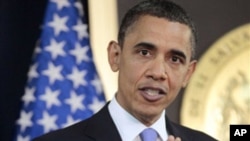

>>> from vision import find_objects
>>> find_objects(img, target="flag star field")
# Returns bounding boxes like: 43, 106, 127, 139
15, 0, 106, 140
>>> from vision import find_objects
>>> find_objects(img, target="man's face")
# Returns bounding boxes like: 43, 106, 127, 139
108, 15, 196, 125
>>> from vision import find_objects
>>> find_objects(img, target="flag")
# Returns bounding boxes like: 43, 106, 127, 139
15, 0, 106, 140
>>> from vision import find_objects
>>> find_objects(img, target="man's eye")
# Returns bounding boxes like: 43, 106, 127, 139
171, 56, 181, 63
139, 50, 150, 56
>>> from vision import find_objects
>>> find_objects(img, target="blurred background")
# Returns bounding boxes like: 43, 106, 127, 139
0, 0, 249, 140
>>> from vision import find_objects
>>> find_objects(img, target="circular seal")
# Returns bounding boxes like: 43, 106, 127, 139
181, 24, 250, 141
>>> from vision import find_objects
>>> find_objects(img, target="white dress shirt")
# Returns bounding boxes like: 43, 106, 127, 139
108, 97, 168, 141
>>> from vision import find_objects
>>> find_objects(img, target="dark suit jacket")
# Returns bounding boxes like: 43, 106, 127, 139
33, 103, 217, 141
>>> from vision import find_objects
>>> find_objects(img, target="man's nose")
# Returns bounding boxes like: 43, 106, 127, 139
145, 58, 168, 81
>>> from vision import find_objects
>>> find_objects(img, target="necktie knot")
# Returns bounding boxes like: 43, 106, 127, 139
140, 128, 158, 141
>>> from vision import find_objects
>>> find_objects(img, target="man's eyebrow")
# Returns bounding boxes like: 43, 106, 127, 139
134, 43, 187, 60
134, 42, 156, 50
170, 49, 187, 60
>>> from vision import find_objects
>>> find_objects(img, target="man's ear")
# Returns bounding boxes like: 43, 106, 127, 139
182, 60, 197, 87
107, 41, 121, 72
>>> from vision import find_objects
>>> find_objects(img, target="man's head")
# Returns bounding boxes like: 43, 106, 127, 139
118, 0, 197, 59
108, 0, 197, 126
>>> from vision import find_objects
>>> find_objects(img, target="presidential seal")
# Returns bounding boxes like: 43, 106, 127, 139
181, 24, 250, 141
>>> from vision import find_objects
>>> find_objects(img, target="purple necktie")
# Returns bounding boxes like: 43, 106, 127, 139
140, 128, 158, 141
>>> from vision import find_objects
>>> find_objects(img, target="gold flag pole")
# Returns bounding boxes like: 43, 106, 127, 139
88, 0, 118, 101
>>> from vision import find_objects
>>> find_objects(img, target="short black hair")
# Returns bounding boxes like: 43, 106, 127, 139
118, 0, 197, 59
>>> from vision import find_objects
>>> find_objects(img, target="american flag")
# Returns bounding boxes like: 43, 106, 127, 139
14, 0, 106, 140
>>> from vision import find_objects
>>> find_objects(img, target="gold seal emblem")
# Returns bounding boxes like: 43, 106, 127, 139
181, 24, 250, 141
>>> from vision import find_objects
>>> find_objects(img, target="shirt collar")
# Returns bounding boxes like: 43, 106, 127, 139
108, 97, 168, 141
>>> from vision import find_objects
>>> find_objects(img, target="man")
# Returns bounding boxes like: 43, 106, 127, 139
33, 0, 217, 141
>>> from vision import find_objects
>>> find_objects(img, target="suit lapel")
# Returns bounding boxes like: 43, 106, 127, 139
83, 103, 122, 141
165, 115, 189, 141
165, 116, 180, 136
